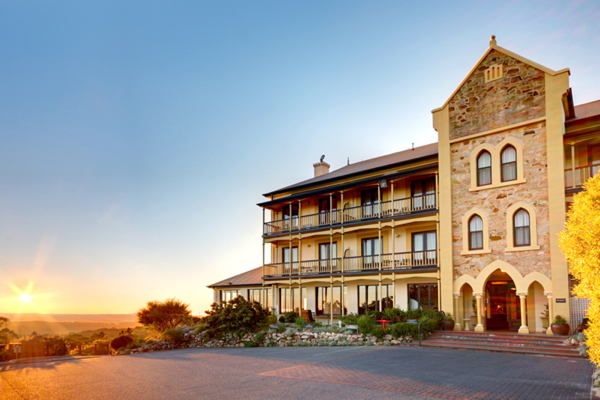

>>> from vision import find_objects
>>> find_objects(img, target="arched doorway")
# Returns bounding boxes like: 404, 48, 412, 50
484, 270, 522, 331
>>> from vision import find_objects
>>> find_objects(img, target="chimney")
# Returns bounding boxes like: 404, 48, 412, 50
313, 155, 330, 177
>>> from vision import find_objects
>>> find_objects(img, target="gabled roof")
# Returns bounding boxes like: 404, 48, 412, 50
432, 38, 569, 113
572, 100, 600, 121
263, 142, 438, 198
207, 267, 263, 288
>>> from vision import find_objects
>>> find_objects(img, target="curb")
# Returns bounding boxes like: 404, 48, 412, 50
0, 355, 102, 366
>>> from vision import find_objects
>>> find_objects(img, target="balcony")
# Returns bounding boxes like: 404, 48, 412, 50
263, 250, 438, 278
564, 165, 600, 190
263, 194, 436, 236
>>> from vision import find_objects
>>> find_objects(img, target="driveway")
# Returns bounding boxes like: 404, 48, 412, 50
0, 346, 593, 399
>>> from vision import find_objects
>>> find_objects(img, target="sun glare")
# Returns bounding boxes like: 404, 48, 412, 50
19, 292, 34, 304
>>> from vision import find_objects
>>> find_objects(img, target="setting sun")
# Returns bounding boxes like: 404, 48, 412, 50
19, 292, 34, 304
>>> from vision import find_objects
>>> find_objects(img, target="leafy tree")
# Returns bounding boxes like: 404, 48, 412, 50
559, 174, 600, 366
110, 335, 133, 351
202, 296, 271, 339
0, 317, 18, 344
137, 298, 191, 333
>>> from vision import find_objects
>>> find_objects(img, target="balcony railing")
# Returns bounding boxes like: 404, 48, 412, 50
263, 194, 436, 236
565, 165, 600, 189
263, 251, 437, 277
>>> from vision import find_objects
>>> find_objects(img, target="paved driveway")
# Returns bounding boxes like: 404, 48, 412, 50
0, 346, 593, 399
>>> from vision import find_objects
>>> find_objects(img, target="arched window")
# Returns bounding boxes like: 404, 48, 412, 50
477, 151, 492, 186
513, 209, 530, 247
501, 145, 517, 182
469, 215, 483, 250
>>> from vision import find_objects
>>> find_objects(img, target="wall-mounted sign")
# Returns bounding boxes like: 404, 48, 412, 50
556, 298, 566, 303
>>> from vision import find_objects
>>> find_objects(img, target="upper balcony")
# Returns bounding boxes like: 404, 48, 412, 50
263, 193, 436, 237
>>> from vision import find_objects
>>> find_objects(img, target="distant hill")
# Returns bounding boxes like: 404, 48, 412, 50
0, 313, 138, 336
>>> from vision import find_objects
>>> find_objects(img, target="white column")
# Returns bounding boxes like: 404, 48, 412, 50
474, 293, 484, 332
518, 293, 530, 334
453, 293, 462, 330
545, 292, 554, 335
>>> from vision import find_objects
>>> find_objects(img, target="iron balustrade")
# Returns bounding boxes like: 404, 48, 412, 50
564, 165, 600, 189
263, 251, 437, 277
264, 194, 437, 236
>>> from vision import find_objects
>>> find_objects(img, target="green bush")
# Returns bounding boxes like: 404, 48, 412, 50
111, 335, 134, 351
202, 296, 271, 339
294, 317, 305, 329
162, 329, 186, 345
243, 341, 259, 347
278, 312, 299, 323
339, 313, 359, 326
382, 308, 406, 323
357, 315, 377, 335
254, 332, 265, 343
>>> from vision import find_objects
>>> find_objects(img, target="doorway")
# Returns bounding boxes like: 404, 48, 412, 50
485, 279, 523, 331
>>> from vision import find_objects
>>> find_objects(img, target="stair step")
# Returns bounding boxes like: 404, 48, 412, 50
429, 334, 566, 346
424, 339, 580, 353
418, 342, 583, 358
426, 337, 575, 349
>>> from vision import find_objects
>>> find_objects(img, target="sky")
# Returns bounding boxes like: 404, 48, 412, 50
0, 1, 599, 316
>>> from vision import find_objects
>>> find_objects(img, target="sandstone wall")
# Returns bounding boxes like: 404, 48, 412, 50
451, 121, 551, 279
448, 49, 545, 140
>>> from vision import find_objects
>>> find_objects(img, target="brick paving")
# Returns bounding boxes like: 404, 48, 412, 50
0, 346, 593, 399
260, 347, 592, 400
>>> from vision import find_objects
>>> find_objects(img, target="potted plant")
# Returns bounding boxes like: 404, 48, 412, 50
551, 315, 570, 336
540, 304, 549, 329
444, 313, 455, 330
470, 298, 478, 327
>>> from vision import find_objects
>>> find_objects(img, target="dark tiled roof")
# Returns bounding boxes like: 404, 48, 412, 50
264, 142, 438, 196
572, 100, 600, 121
207, 266, 263, 288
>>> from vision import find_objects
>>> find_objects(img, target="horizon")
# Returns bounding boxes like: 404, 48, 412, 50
1, 1, 599, 316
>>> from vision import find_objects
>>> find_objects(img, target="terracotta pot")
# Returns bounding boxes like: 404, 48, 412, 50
551, 323, 570, 336
444, 320, 454, 330
541, 317, 549, 329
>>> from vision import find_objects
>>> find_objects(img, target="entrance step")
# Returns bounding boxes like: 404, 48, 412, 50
418, 331, 583, 358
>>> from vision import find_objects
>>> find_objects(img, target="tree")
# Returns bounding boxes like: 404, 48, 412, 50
202, 296, 271, 339
137, 298, 191, 333
0, 317, 18, 344
559, 174, 600, 366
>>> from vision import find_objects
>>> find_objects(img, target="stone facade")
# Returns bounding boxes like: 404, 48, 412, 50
450, 121, 551, 279
448, 50, 546, 140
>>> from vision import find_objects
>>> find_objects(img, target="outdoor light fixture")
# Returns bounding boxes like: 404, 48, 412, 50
379, 179, 388, 188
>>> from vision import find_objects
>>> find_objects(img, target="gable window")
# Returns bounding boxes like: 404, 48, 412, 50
501, 145, 517, 182
477, 151, 492, 186
513, 209, 531, 247
469, 215, 483, 250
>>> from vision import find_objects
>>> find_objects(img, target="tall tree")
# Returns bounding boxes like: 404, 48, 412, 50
137, 298, 191, 332
559, 174, 600, 366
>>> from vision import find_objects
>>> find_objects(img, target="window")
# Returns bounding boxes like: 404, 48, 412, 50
361, 188, 379, 218
319, 197, 338, 224
358, 285, 393, 315
316, 286, 347, 316
590, 145, 600, 178
319, 242, 337, 270
220, 290, 239, 303
412, 231, 437, 264
248, 289, 262, 303
513, 209, 531, 247
477, 151, 492, 186
411, 178, 436, 209
408, 284, 438, 310
361, 238, 381, 269
279, 287, 307, 313
469, 215, 483, 250
501, 145, 517, 182
282, 247, 298, 273
282, 204, 299, 229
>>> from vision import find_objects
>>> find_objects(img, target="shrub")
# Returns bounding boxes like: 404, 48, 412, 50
339, 313, 359, 326
553, 315, 568, 325
284, 327, 298, 337
162, 329, 186, 345
111, 335, 134, 351
357, 315, 377, 335
278, 312, 299, 323
382, 308, 405, 323
243, 341, 258, 347
202, 296, 271, 339
137, 298, 191, 333
294, 316, 306, 329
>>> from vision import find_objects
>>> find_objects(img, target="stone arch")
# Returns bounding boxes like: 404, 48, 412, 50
473, 260, 527, 293
522, 271, 552, 293
453, 274, 477, 293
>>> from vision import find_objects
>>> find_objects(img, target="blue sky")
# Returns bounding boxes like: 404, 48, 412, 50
1, 1, 599, 315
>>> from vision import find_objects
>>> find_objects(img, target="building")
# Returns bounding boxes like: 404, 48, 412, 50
208, 36, 600, 334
